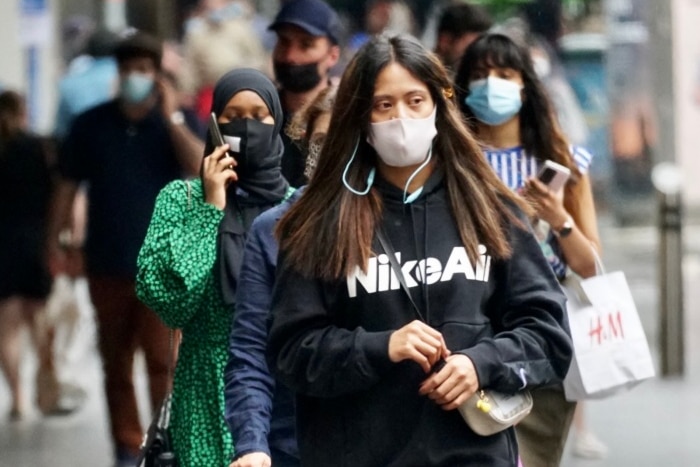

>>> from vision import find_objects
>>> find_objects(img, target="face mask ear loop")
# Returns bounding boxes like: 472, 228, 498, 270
342, 138, 376, 196
403, 144, 433, 204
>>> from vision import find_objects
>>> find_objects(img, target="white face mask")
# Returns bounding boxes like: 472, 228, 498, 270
367, 106, 437, 167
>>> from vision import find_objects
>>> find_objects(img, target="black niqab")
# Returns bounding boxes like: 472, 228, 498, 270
207, 68, 289, 306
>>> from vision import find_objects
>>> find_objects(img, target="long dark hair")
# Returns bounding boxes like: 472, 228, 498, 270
276, 34, 529, 280
454, 32, 583, 220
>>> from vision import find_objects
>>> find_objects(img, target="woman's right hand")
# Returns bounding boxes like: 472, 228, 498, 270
201, 144, 237, 210
388, 320, 450, 373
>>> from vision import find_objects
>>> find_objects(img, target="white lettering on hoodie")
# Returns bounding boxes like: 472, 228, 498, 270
346, 245, 491, 298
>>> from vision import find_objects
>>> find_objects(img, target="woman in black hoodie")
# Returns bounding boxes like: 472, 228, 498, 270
266, 34, 573, 467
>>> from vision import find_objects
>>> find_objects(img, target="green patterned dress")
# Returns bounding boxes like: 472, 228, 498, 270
136, 178, 233, 467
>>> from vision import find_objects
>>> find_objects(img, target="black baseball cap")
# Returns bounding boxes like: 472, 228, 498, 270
269, 0, 342, 45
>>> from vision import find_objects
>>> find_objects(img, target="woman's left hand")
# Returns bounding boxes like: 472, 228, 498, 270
522, 177, 569, 228
418, 354, 479, 410
229, 452, 271, 467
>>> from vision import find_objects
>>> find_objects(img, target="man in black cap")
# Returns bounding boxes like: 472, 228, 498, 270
269, 0, 342, 187
47, 30, 203, 467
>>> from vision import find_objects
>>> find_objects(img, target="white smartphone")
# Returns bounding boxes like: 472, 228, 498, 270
537, 160, 571, 192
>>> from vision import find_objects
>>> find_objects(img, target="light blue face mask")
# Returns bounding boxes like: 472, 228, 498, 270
120, 73, 155, 104
465, 76, 523, 126
342, 138, 433, 204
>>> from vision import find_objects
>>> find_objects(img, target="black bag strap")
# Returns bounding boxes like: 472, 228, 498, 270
166, 329, 180, 393
377, 227, 448, 374
376, 227, 425, 322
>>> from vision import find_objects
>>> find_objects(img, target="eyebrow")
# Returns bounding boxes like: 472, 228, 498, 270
223, 104, 269, 113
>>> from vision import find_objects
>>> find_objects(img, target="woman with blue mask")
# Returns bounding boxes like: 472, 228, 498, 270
136, 68, 294, 467
265, 34, 573, 467
456, 32, 604, 466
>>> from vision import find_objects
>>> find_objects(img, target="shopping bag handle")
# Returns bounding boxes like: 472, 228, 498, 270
590, 244, 606, 276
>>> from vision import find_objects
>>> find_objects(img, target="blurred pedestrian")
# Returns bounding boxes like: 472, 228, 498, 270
224, 85, 337, 467
266, 34, 573, 467
433, 1, 492, 76
46, 31, 203, 467
137, 68, 294, 467
179, 0, 268, 123
456, 32, 602, 467
54, 28, 120, 140
52, 27, 121, 403
268, 0, 341, 187
0, 90, 76, 419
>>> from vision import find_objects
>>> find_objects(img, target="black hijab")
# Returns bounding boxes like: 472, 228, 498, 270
207, 68, 289, 306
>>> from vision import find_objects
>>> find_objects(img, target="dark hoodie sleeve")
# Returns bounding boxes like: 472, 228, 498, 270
459, 208, 573, 393
266, 255, 395, 398
224, 213, 276, 458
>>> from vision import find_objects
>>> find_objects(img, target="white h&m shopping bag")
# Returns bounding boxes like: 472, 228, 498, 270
561, 269, 655, 401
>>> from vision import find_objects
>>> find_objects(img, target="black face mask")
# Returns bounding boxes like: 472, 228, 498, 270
273, 61, 322, 93
218, 118, 275, 177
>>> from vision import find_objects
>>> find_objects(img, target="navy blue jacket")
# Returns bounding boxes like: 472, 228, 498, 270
224, 190, 302, 461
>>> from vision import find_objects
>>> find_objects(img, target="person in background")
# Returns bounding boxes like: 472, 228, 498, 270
54, 28, 120, 140
224, 85, 337, 467
490, 19, 605, 459
455, 32, 602, 467
52, 27, 121, 405
179, 0, 268, 123
46, 31, 203, 467
266, 33, 573, 467
433, 1, 492, 77
268, 0, 341, 187
348, 0, 418, 49
137, 68, 294, 467
284, 85, 337, 180
0, 91, 78, 420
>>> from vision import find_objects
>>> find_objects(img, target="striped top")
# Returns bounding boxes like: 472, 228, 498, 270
483, 145, 594, 278
484, 145, 593, 191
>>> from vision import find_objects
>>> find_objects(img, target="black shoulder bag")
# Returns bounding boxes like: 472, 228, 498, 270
136, 329, 179, 467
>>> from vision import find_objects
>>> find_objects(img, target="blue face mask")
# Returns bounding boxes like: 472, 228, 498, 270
465, 76, 523, 126
120, 73, 155, 104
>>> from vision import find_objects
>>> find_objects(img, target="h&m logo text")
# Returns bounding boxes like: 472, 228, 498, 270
347, 245, 492, 298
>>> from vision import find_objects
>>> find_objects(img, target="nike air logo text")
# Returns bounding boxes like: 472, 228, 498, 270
347, 245, 492, 298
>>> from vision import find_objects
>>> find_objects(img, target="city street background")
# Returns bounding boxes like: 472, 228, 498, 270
1, 0, 699, 465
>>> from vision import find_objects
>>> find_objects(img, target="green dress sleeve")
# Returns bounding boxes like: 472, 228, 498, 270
136, 179, 224, 329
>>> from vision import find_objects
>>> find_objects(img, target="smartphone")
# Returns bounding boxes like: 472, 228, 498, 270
537, 160, 571, 192
208, 112, 241, 153
208, 112, 226, 148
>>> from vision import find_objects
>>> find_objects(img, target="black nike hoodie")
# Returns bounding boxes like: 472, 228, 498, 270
267, 170, 572, 467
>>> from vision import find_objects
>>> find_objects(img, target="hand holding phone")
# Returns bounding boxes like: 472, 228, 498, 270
537, 160, 571, 193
